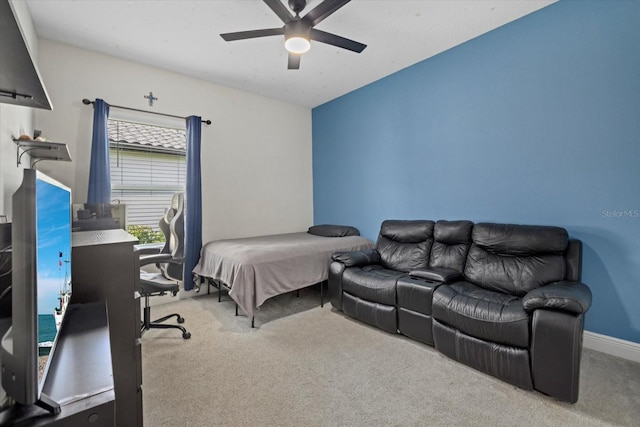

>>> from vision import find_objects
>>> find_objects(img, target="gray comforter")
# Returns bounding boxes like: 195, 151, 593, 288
192, 232, 373, 317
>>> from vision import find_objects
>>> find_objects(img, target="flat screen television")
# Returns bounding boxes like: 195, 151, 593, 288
0, 169, 72, 414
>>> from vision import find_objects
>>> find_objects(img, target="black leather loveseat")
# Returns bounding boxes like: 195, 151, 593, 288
329, 220, 592, 403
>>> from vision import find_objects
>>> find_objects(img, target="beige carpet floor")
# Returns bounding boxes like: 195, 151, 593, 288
141, 288, 640, 426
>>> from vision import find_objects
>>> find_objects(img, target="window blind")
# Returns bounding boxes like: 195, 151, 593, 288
108, 119, 186, 230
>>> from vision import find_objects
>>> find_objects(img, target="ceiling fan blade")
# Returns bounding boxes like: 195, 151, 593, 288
303, 0, 351, 27
310, 28, 366, 53
220, 28, 284, 42
288, 53, 301, 70
263, 0, 294, 23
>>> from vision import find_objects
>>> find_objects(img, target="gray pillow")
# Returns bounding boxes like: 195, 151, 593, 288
307, 224, 360, 237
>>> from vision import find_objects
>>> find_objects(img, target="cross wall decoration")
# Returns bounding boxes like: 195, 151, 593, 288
144, 91, 158, 106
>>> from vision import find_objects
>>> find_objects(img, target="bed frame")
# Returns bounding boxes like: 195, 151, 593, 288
204, 278, 327, 328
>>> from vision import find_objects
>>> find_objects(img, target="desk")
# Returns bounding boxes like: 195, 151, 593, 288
72, 218, 119, 231
71, 229, 142, 427
0, 302, 115, 426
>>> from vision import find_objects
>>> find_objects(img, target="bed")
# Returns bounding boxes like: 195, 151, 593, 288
192, 227, 373, 321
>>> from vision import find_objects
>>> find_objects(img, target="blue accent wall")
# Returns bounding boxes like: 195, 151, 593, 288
312, 1, 640, 343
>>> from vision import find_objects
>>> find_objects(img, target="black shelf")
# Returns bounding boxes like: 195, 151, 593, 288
0, 1, 52, 110
0, 302, 115, 426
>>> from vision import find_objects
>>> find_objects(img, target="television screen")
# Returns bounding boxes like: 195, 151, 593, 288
1, 169, 71, 413
35, 176, 72, 382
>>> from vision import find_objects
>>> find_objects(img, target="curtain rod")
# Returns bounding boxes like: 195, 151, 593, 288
82, 99, 212, 125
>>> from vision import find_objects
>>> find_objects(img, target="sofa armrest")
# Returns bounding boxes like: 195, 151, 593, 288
331, 248, 381, 267
409, 267, 463, 284
522, 281, 592, 314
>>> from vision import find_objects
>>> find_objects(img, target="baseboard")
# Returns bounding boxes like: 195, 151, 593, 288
583, 331, 640, 363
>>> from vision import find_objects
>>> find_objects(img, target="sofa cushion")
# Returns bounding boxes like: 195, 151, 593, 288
376, 220, 435, 272
432, 281, 530, 348
342, 265, 404, 306
464, 223, 568, 296
429, 220, 473, 272
471, 223, 569, 255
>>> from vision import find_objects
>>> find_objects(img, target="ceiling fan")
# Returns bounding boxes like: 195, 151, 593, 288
220, 0, 366, 70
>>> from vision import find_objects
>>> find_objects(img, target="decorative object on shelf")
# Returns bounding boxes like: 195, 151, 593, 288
33, 129, 46, 142
13, 138, 72, 168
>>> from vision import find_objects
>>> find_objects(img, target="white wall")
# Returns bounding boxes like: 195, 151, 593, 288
0, 0, 39, 219
0, 104, 32, 219
33, 39, 313, 243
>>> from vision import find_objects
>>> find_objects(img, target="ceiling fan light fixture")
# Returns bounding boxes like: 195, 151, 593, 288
285, 35, 311, 54
220, 0, 366, 69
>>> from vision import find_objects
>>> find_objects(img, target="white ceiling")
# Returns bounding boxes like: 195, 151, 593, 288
26, 0, 555, 109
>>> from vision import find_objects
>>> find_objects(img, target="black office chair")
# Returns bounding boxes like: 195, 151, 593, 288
139, 192, 191, 339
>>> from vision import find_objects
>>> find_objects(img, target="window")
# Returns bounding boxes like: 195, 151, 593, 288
108, 119, 186, 237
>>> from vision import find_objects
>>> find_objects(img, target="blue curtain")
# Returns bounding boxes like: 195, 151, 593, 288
87, 98, 111, 203
184, 116, 202, 291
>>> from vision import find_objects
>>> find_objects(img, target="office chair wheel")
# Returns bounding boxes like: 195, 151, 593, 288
177, 316, 185, 324
182, 331, 191, 339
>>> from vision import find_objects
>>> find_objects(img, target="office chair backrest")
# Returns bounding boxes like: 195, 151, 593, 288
159, 192, 185, 281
